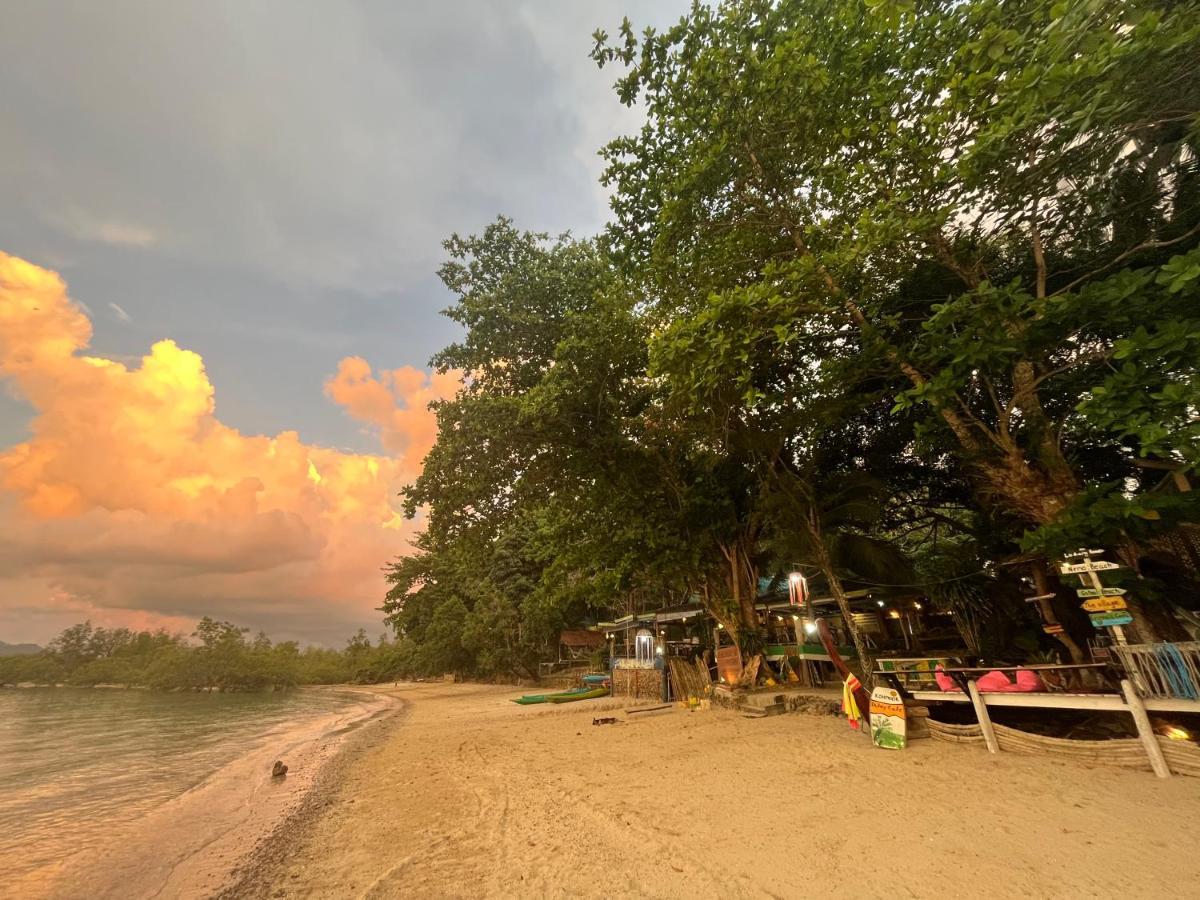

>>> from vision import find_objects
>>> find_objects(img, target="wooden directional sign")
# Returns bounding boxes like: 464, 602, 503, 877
1081, 596, 1128, 613
1064, 549, 1106, 558
1059, 560, 1121, 575
1089, 611, 1133, 628
1043, 623, 1065, 635
1076, 587, 1127, 598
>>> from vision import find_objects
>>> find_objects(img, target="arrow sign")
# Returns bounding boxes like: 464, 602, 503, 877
1082, 596, 1128, 613
1064, 549, 1106, 558
1089, 611, 1133, 628
1076, 587, 1127, 598
1060, 560, 1122, 575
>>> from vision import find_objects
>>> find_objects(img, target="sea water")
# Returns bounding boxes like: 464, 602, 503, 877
0, 686, 363, 893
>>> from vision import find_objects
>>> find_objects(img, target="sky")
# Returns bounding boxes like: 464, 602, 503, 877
0, 0, 687, 646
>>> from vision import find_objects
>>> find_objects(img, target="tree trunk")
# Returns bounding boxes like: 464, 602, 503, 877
1031, 560, 1087, 664
826, 567, 875, 688
719, 540, 763, 662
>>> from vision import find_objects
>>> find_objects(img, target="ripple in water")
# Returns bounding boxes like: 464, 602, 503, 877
0, 687, 360, 891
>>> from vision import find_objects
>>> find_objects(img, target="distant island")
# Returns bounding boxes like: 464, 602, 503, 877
0, 619, 401, 691
0, 640, 42, 657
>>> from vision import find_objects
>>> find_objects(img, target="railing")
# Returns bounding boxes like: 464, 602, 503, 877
1112, 641, 1200, 701
875, 656, 952, 689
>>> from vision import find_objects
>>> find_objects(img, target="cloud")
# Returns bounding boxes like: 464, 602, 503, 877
0, 2, 684, 295
324, 357, 459, 458
46, 206, 157, 248
0, 251, 460, 644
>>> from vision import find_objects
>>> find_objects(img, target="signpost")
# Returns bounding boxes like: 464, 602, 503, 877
1058, 551, 1131, 645
1089, 611, 1133, 628
1081, 596, 1128, 613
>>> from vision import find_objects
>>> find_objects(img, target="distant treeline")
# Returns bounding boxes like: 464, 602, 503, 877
0, 619, 410, 691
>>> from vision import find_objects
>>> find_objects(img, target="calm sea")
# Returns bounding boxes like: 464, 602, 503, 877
0, 687, 365, 893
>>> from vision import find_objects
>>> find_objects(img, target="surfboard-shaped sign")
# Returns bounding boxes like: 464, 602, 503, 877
715, 645, 743, 685
869, 686, 906, 750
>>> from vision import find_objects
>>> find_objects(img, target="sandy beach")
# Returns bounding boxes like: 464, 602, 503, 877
221, 682, 1200, 899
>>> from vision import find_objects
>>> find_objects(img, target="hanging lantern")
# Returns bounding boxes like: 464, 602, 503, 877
788, 572, 808, 608
634, 628, 655, 665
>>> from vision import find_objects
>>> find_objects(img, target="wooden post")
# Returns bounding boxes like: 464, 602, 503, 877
967, 680, 1000, 754
1121, 678, 1171, 778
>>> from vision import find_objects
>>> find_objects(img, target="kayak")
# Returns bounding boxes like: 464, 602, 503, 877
547, 687, 610, 704
511, 687, 593, 705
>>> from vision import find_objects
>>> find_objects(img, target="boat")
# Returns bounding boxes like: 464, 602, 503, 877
511, 687, 593, 705
546, 686, 610, 704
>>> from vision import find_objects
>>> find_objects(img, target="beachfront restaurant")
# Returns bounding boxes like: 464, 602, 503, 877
599, 577, 967, 701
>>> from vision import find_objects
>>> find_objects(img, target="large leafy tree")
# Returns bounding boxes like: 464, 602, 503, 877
593, 0, 1200, 648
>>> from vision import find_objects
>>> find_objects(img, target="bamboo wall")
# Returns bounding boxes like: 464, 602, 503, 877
613, 667, 663, 701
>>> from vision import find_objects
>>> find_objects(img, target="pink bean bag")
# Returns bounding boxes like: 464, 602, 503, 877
935, 666, 1046, 693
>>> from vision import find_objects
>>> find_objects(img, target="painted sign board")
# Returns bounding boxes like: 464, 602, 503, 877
715, 645, 743, 685
1059, 560, 1121, 575
1043, 623, 1065, 635
869, 686, 907, 750
1076, 587, 1127, 598
1065, 549, 1106, 558
1081, 596, 1129, 613
1089, 611, 1133, 628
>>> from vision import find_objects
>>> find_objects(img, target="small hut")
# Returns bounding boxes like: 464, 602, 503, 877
557, 629, 604, 663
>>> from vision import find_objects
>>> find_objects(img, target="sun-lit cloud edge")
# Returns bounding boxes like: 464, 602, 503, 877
0, 250, 460, 644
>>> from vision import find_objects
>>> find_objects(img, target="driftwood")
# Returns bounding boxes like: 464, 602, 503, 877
626, 703, 674, 719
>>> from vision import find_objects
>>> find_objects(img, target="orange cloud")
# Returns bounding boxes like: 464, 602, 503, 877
0, 251, 460, 644
324, 356, 459, 458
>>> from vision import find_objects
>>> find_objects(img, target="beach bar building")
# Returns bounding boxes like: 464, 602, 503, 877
598, 576, 967, 702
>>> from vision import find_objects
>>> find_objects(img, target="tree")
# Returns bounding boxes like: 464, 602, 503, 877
594, 0, 1200, 649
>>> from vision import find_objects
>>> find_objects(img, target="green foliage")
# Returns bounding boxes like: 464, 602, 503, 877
0, 620, 406, 691
393, 0, 1200, 669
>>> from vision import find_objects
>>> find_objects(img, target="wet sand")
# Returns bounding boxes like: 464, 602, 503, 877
223, 682, 1200, 899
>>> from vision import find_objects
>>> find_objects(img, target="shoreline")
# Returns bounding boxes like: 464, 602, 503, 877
46, 686, 403, 900
216, 687, 410, 898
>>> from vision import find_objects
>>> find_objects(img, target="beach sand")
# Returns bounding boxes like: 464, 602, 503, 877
221, 682, 1200, 899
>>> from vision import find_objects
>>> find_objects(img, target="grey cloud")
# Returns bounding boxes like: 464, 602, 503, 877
0, 0, 689, 644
